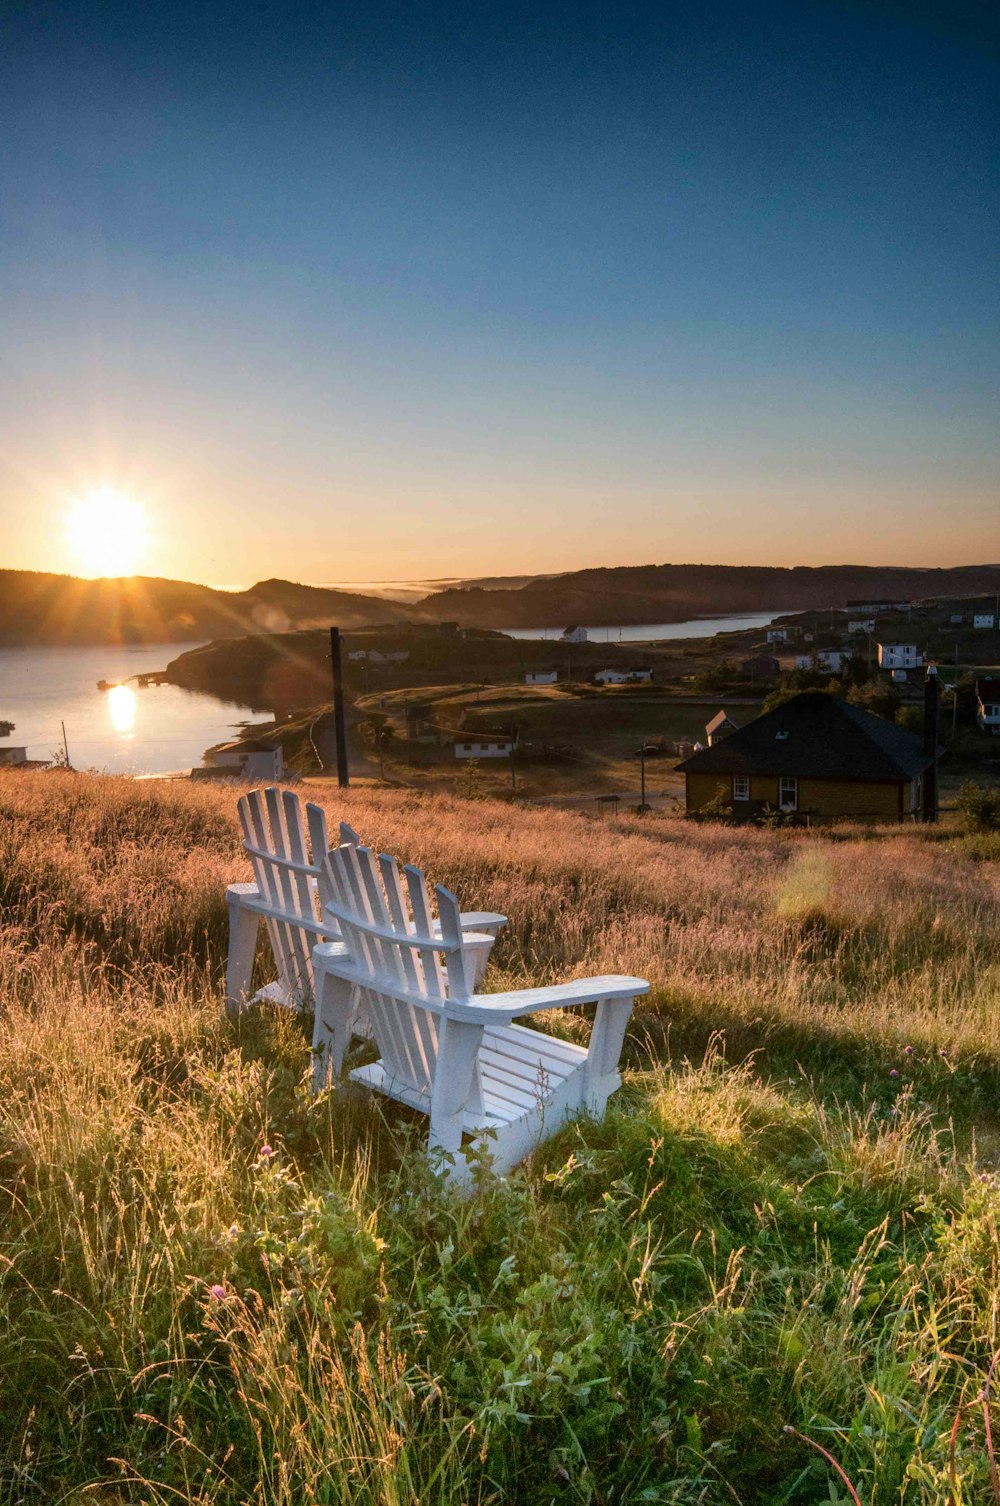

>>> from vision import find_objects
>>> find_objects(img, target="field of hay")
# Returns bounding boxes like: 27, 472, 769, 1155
1, 771, 999, 1504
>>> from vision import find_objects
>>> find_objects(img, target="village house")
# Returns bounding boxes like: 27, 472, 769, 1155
525, 670, 558, 685
973, 613, 996, 630
847, 618, 876, 635
204, 740, 286, 782
795, 649, 847, 673
741, 653, 780, 679
766, 628, 788, 644
0, 745, 29, 767
454, 736, 516, 759
976, 679, 1000, 734
594, 667, 653, 685
877, 642, 924, 671
676, 692, 933, 824
561, 625, 588, 643
368, 649, 410, 664
705, 710, 740, 746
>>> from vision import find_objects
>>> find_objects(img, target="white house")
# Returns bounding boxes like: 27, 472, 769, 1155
877, 643, 923, 671
594, 667, 653, 685
891, 669, 908, 683
561, 625, 588, 643
454, 738, 514, 759
348, 650, 368, 661
976, 680, 1000, 734
766, 629, 788, 644
212, 740, 286, 781
847, 618, 876, 635
950, 614, 964, 625
0, 746, 28, 767
973, 614, 996, 630
525, 670, 558, 685
368, 649, 410, 664
795, 650, 846, 673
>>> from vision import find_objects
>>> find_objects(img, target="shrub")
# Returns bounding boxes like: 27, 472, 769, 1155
955, 779, 1000, 833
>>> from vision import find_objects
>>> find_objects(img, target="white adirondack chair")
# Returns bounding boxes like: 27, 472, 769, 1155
225, 787, 506, 1015
311, 842, 649, 1183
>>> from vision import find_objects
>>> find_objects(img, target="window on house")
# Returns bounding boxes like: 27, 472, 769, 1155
779, 776, 798, 809
463, 743, 473, 751
732, 776, 750, 801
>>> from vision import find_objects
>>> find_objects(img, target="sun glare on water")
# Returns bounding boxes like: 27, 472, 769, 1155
107, 684, 137, 735
66, 487, 150, 576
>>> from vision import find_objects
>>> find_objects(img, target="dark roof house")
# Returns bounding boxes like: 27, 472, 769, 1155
677, 692, 933, 823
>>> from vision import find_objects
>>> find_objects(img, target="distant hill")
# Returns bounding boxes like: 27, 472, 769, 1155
420, 563, 1000, 628
0, 570, 422, 646
6, 561, 1000, 645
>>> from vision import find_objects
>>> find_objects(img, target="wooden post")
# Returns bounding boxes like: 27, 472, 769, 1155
61, 720, 71, 768
329, 627, 350, 788
922, 665, 939, 823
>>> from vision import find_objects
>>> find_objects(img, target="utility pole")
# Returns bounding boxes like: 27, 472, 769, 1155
509, 723, 517, 795
61, 720, 71, 768
329, 627, 350, 788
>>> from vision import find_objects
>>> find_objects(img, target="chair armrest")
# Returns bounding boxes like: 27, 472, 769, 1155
446, 975, 649, 1023
226, 881, 260, 901
458, 911, 507, 936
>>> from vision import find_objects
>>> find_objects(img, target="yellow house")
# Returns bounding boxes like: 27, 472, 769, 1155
677, 692, 932, 824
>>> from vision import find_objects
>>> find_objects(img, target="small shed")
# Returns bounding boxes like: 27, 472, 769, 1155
741, 654, 780, 680
705, 710, 740, 746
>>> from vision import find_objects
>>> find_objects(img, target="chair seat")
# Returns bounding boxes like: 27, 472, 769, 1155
350, 1022, 588, 1132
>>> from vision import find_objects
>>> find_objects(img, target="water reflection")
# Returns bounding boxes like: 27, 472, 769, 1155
107, 683, 137, 735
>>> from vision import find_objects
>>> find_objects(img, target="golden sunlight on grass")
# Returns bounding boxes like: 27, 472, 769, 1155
65, 485, 150, 576
2, 772, 1000, 1502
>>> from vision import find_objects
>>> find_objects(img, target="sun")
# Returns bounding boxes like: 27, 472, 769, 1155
65, 487, 150, 577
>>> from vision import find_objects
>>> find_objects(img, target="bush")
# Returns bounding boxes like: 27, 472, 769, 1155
955, 780, 1000, 833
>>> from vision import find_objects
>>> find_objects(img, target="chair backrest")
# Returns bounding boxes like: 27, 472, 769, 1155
322, 843, 472, 1101
237, 786, 360, 1004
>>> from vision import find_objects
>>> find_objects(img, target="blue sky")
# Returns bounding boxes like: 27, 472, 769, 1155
1, 0, 997, 584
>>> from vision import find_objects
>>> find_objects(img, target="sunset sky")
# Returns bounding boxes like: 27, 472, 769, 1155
2, 0, 997, 587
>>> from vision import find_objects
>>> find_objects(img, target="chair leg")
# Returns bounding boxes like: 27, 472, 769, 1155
312, 967, 358, 1090
225, 898, 261, 1017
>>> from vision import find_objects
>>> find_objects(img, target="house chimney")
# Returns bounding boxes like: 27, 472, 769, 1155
922, 663, 939, 823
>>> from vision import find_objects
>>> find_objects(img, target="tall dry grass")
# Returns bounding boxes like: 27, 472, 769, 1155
1, 772, 999, 1503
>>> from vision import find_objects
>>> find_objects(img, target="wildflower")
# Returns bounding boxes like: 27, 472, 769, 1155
903, 1045, 914, 1055
889, 1069, 899, 1079
227, 1223, 239, 1241
258, 1144, 274, 1159
209, 1284, 226, 1301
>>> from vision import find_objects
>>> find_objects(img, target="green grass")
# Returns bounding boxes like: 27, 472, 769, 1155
1, 773, 999, 1503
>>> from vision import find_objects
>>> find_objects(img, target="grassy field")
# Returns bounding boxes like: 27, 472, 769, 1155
1, 772, 1000, 1504
355, 686, 751, 802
